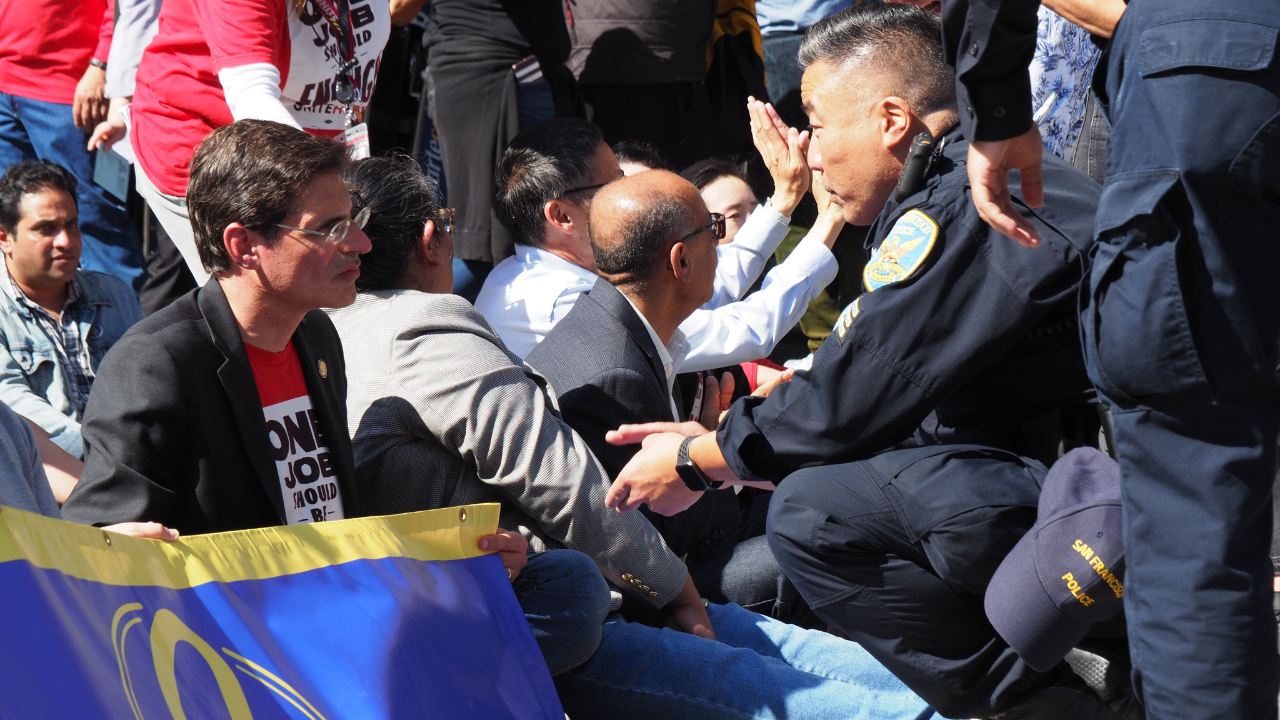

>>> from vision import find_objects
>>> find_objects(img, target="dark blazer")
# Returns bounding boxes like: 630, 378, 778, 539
526, 278, 738, 557
61, 281, 358, 535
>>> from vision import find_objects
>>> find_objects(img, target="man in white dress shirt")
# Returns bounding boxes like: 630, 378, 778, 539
475, 117, 844, 367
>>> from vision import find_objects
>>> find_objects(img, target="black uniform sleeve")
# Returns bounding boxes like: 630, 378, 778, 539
717, 199, 1080, 485
943, 0, 1041, 141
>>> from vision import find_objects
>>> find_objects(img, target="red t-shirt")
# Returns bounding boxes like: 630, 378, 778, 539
130, 0, 389, 196
0, 0, 113, 104
246, 340, 345, 525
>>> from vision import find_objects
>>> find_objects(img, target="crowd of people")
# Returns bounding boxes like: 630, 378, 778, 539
0, 0, 1275, 719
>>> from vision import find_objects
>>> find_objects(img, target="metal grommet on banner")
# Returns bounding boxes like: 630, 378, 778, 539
458, 508, 467, 523
103, 531, 112, 546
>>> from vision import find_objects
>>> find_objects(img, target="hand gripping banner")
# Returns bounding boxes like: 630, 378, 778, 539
0, 503, 564, 719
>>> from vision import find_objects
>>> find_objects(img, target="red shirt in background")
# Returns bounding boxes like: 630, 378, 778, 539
0, 0, 114, 104
245, 340, 345, 525
130, 0, 290, 197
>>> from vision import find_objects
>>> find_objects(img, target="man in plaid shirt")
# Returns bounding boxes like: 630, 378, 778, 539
0, 161, 141, 462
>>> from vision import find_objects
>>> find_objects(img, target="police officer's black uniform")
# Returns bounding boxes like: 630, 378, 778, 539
942, 1, 1280, 717
714, 126, 1101, 717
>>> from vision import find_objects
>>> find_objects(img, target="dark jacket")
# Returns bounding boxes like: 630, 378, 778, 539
61, 281, 358, 535
526, 278, 738, 557
719, 126, 1101, 484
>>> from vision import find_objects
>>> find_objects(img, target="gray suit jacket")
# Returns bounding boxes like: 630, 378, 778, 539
327, 290, 686, 608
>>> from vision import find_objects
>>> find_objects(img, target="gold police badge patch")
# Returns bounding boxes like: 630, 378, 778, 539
863, 209, 938, 292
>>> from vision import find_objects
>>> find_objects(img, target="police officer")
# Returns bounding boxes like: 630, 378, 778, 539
604, 6, 1109, 717
943, 0, 1280, 717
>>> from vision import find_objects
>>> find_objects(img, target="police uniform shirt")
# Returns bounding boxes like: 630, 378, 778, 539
717, 127, 1102, 485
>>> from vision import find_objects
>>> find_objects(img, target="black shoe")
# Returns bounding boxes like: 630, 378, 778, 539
990, 673, 1121, 720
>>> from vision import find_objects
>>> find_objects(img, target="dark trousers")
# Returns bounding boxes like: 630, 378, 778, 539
138, 210, 197, 316
767, 445, 1053, 718
1082, 2, 1280, 717
686, 490, 819, 629
761, 31, 807, 132
581, 82, 719, 169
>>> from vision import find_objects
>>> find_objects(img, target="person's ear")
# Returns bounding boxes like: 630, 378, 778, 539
0, 225, 13, 257
544, 199, 575, 236
669, 241, 693, 284
418, 220, 447, 267
877, 95, 914, 154
223, 223, 260, 271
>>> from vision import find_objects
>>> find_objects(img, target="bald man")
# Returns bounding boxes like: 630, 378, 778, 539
527, 171, 819, 627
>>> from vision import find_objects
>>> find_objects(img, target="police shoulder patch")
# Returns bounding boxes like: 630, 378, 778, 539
863, 208, 938, 292
832, 297, 861, 344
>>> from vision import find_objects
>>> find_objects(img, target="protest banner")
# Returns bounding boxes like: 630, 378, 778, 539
0, 503, 562, 719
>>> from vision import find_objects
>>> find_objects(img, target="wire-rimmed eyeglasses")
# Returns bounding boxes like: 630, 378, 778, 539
275, 205, 372, 245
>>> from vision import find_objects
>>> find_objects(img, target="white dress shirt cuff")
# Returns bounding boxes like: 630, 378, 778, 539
776, 233, 840, 290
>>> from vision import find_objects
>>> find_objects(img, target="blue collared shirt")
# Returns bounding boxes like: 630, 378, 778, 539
0, 267, 142, 458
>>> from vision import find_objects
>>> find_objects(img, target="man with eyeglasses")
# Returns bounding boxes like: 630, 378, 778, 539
525, 169, 825, 627
62, 120, 373, 535
476, 117, 844, 366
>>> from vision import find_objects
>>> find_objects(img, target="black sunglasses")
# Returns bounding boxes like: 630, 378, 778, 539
676, 213, 727, 244
559, 182, 608, 199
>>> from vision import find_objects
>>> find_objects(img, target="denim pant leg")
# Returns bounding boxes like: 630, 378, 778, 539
555, 603, 934, 720
1, 92, 143, 290
0, 92, 38, 167
512, 549, 611, 676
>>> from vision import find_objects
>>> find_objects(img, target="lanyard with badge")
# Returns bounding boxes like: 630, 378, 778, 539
316, 0, 370, 158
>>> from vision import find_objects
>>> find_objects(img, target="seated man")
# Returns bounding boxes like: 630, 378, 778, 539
59, 121, 603, 679
527, 170, 834, 627
474, 118, 840, 367
608, 6, 1111, 719
0, 161, 142, 460
329, 153, 935, 720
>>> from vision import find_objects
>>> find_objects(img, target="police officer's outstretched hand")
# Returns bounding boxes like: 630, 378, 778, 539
747, 96, 810, 217
968, 125, 1044, 247
606, 430, 704, 517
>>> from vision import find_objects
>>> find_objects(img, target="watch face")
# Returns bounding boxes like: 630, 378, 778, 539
676, 461, 709, 492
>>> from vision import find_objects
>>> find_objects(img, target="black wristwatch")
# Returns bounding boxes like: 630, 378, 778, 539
89, 58, 107, 71
676, 436, 721, 491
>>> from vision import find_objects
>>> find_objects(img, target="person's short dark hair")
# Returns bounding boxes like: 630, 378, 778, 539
0, 161, 78, 233
493, 118, 605, 249
613, 140, 672, 172
187, 120, 352, 275
591, 189, 699, 287
798, 4, 956, 117
343, 154, 443, 293
680, 158, 752, 193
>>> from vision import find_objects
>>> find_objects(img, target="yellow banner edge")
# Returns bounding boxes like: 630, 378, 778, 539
0, 503, 500, 590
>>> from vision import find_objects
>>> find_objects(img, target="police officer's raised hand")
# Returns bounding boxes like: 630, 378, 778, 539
968, 126, 1044, 247
747, 96, 810, 216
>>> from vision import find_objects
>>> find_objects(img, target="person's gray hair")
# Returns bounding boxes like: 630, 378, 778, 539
494, 119, 605, 248
591, 192, 699, 287
797, 4, 956, 117
343, 154, 442, 292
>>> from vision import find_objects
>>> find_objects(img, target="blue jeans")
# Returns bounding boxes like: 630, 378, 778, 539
0, 91, 143, 290
513, 549, 612, 675
556, 603, 936, 720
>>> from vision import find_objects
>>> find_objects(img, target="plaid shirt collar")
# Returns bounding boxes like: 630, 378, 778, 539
2, 265, 93, 418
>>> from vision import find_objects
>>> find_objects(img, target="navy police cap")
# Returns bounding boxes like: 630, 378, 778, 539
985, 447, 1125, 673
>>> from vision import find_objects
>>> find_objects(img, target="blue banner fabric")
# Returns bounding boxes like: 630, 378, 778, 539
0, 503, 563, 719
